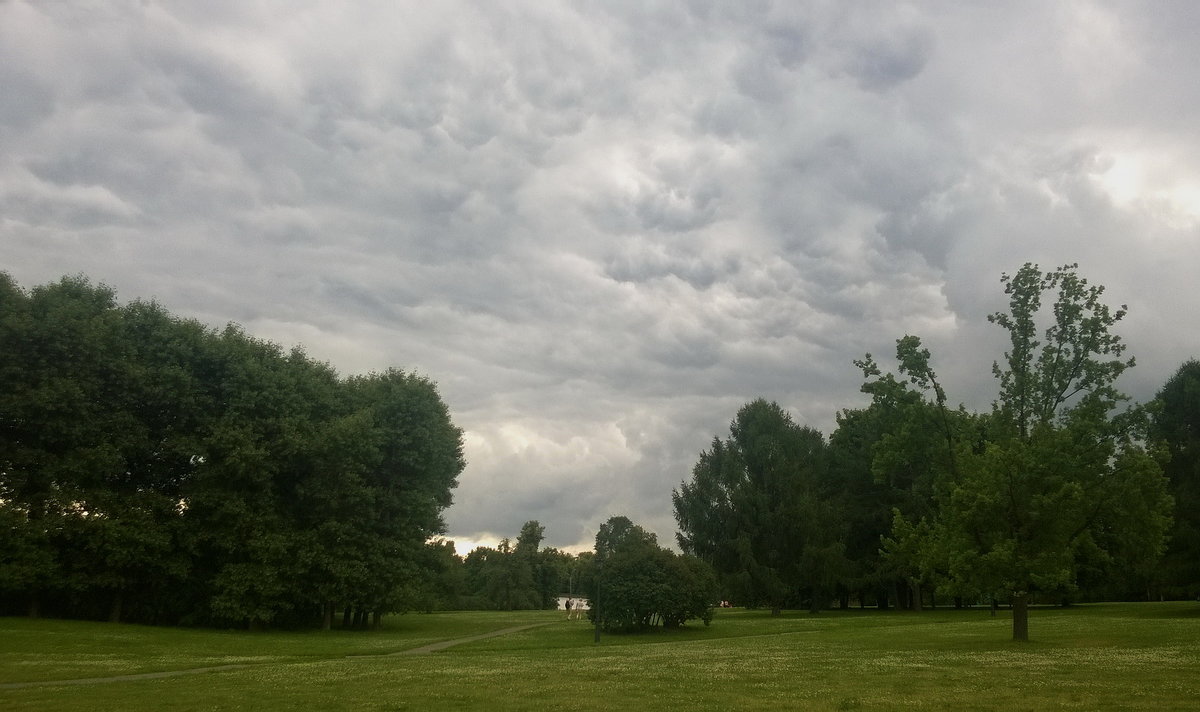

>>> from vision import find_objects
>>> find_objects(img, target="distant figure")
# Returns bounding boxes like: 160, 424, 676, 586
565, 598, 573, 620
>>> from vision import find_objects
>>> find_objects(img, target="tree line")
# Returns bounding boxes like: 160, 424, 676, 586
411, 518, 719, 634
674, 264, 1193, 640
0, 274, 465, 629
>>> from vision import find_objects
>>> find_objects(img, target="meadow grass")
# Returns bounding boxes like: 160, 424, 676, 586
0, 610, 551, 683
2, 602, 1198, 710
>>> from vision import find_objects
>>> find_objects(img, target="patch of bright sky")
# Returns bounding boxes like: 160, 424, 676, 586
1092, 151, 1200, 229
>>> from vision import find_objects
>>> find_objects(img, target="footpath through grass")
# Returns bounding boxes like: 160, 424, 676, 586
3, 602, 1199, 710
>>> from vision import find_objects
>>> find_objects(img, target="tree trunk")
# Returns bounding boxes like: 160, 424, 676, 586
877, 589, 889, 610
1012, 593, 1029, 641
770, 606, 782, 617
372, 611, 382, 629
109, 591, 123, 623
911, 581, 923, 612
28, 595, 41, 619
342, 606, 352, 628
322, 602, 333, 631
954, 596, 964, 609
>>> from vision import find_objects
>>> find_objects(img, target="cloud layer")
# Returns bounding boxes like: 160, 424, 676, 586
4, 1, 1199, 551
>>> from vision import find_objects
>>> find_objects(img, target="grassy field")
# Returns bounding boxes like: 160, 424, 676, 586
2, 602, 1198, 710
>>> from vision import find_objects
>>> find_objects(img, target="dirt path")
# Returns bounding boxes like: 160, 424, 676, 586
0, 622, 554, 690
381, 622, 551, 655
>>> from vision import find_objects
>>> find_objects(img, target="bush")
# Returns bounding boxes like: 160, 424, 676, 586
584, 516, 717, 632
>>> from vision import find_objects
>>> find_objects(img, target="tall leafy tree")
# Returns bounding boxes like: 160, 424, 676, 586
515, 520, 567, 609
1150, 359, 1200, 597
484, 538, 534, 610
826, 405, 896, 607
0, 274, 58, 616
0, 273, 465, 628
874, 264, 1171, 640
0, 276, 134, 618
347, 369, 465, 620
462, 521, 546, 611
852, 337, 975, 610
83, 299, 209, 623
536, 546, 573, 609
185, 327, 315, 628
674, 399, 839, 614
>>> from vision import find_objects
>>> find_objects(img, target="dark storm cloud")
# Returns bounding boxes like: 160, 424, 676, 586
2, 0, 1198, 551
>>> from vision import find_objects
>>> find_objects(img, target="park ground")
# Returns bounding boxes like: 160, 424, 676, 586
2, 602, 1198, 710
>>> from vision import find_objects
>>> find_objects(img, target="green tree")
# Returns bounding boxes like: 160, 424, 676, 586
851, 337, 977, 611
398, 538, 464, 613
0, 274, 59, 616
536, 546, 573, 609
482, 538, 536, 610
0, 276, 195, 621
586, 516, 716, 631
513, 520, 571, 609
185, 327, 314, 628
459, 523, 565, 611
674, 400, 839, 614
826, 399, 943, 609
875, 263, 1171, 640
1150, 359, 1200, 597
0, 273, 466, 628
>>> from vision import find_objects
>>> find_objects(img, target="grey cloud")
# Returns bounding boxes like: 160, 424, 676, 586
844, 29, 933, 92
0, 67, 54, 131
604, 241, 736, 289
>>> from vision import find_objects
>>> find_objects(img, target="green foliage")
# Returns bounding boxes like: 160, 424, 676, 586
1150, 359, 1200, 597
458, 521, 573, 611
0, 273, 464, 628
841, 343, 978, 610
864, 263, 1171, 639
396, 539, 465, 613
586, 516, 717, 631
674, 399, 843, 613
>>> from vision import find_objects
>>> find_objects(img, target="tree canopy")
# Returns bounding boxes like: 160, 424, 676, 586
674, 399, 842, 614
673, 263, 1174, 640
1150, 359, 1200, 597
585, 516, 716, 631
0, 274, 464, 628
864, 264, 1171, 640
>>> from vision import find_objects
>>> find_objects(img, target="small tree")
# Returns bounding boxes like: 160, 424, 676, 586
585, 516, 716, 632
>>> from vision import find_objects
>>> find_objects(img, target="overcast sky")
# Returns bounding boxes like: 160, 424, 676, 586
3, 1, 1198, 554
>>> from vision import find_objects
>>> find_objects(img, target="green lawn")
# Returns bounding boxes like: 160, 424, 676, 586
3, 603, 1199, 710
